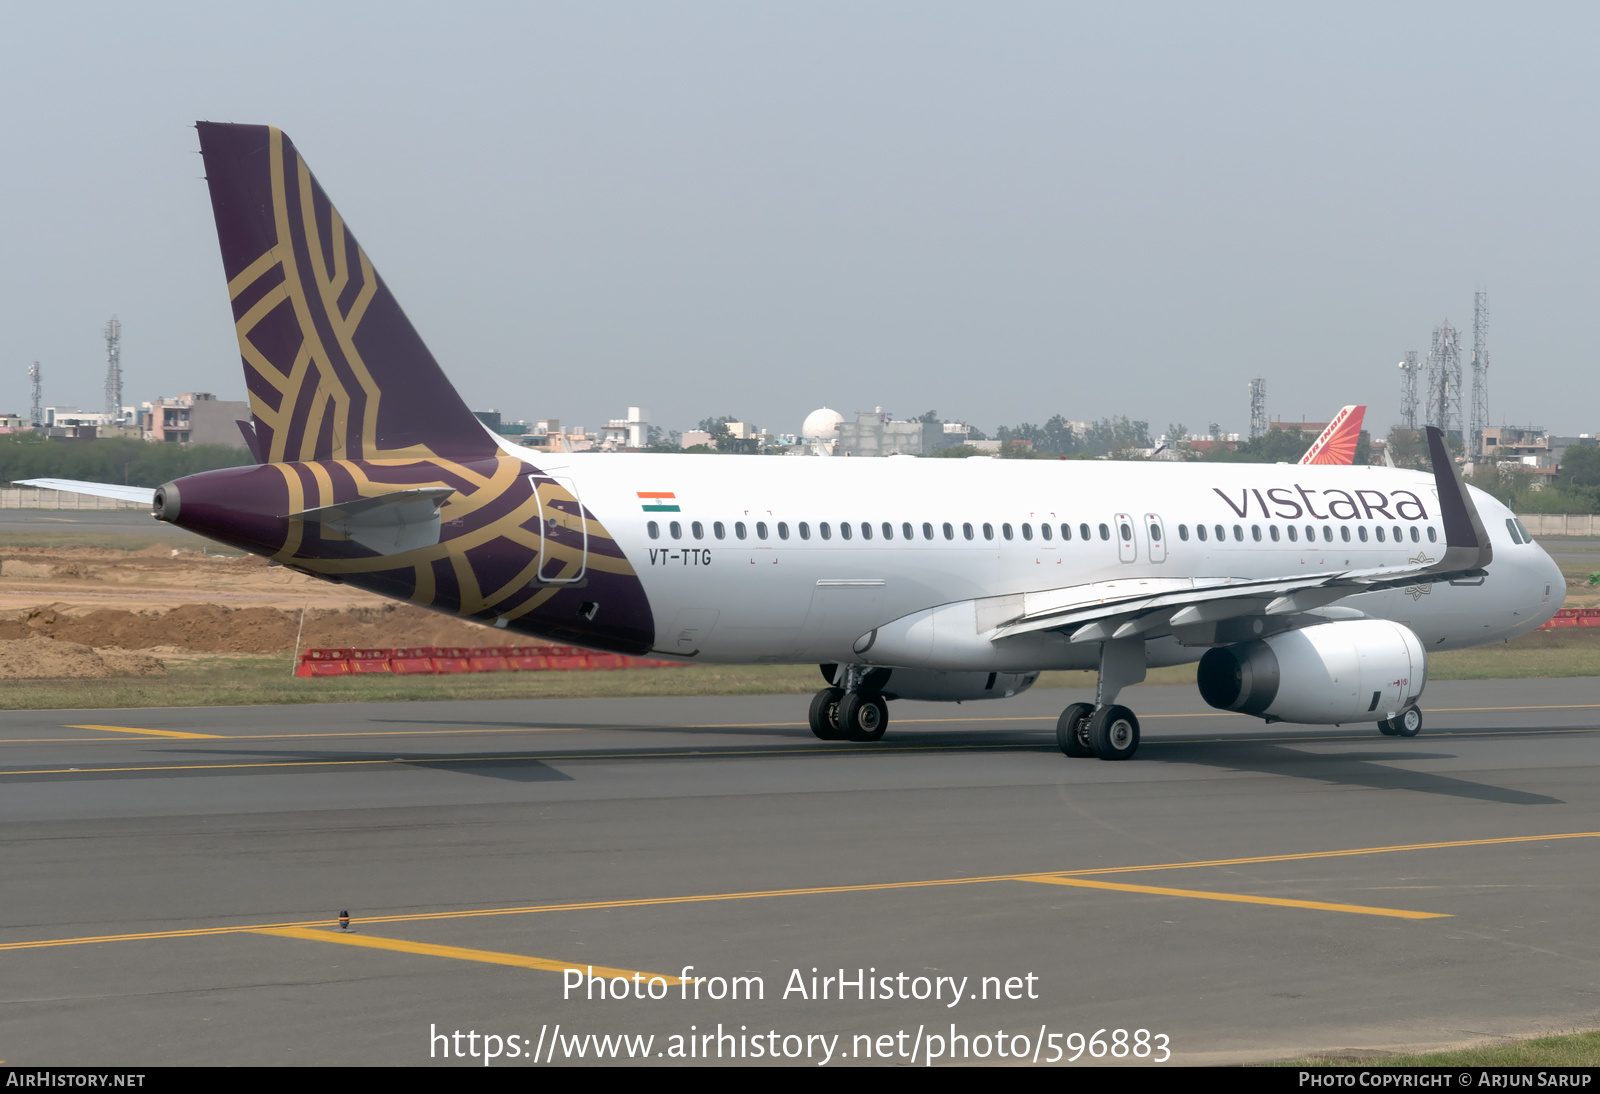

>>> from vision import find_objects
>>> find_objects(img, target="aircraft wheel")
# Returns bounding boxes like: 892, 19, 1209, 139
1392, 705, 1423, 738
1088, 704, 1140, 761
1377, 717, 1401, 736
840, 692, 889, 742
809, 688, 845, 740
1056, 702, 1095, 757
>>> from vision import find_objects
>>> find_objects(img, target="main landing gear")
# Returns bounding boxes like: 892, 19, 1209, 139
1057, 636, 1146, 761
1378, 705, 1423, 738
1056, 702, 1141, 761
809, 665, 889, 742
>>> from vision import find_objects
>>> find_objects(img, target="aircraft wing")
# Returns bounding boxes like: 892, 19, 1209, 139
1299, 405, 1365, 465
991, 426, 1489, 643
13, 478, 157, 505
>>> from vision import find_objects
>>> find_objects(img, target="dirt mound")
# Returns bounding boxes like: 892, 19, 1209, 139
1, 602, 514, 653
0, 637, 166, 679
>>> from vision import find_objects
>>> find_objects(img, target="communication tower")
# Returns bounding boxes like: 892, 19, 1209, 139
28, 361, 41, 429
104, 316, 122, 422
1398, 351, 1420, 431
1469, 292, 1489, 455
1425, 321, 1462, 443
1248, 377, 1267, 439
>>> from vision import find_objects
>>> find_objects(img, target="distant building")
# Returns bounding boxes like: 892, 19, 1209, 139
835, 408, 962, 457
602, 407, 650, 449
142, 393, 250, 446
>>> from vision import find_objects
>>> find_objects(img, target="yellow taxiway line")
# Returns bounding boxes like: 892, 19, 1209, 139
8, 828, 1589, 953
63, 724, 222, 740
254, 926, 683, 981
1018, 875, 1446, 919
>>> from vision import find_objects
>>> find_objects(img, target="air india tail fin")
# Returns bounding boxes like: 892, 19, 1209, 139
1299, 405, 1366, 466
196, 123, 496, 465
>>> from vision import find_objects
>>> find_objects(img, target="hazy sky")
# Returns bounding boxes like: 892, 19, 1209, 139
1, 3, 1595, 439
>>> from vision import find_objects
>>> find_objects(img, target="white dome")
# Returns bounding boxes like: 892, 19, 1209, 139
802, 406, 844, 440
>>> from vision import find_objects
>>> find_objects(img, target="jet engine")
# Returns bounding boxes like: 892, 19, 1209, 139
1196, 619, 1426, 724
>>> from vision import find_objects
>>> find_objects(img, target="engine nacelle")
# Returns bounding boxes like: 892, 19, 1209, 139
1196, 619, 1426, 725
879, 668, 1040, 703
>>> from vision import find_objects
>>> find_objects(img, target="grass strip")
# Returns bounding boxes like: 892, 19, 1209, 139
1277, 1028, 1600, 1066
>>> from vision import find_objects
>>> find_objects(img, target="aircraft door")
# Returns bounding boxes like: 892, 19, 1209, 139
529, 474, 589, 584
1115, 513, 1137, 563
1144, 513, 1167, 563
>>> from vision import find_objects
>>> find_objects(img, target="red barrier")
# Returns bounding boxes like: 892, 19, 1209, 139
295, 645, 690, 676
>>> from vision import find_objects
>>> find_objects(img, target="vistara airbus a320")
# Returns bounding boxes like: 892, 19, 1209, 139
28, 123, 1566, 761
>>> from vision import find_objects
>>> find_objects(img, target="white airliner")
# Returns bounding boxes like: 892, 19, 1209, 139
23, 124, 1566, 761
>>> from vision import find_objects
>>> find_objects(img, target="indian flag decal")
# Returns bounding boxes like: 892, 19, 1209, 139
637, 491, 680, 512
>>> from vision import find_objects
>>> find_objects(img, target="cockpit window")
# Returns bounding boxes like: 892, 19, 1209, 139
1506, 518, 1523, 545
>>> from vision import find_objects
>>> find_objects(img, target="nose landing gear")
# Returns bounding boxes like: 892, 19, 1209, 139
808, 665, 891, 742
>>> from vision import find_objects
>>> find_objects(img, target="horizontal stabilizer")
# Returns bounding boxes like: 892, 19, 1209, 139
288, 486, 455, 555
13, 478, 156, 505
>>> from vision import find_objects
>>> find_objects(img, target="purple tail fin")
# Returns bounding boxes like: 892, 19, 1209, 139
197, 123, 495, 464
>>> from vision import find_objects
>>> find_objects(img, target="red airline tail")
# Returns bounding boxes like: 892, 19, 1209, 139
1299, 405, 1366, 466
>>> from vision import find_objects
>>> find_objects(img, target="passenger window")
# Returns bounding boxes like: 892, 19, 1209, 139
820, 522, 832, 540
1022, 523, 1034, 541
1340, 526, 1351, 542
1216, 524, 1226, 541
963, 522, 974, 540
1233, 525, 1243, 541
1099, 523, 1111, 541
1322, 525, 1332, 542
1119, 522, 1132, 541
778, 522, 790, 540
840, 522, 853, 540
755, 521, 767, 540
1392, 525, 1402, 542
983, 522, 995, 541
882, 522, 893, 540
1357, 526, 1368, 542
735, 521, 748, 540
1251, 525, 1261, 542
1041, 522, 1052, 541
1080, 523, 1091, 540
799, 521, 811, 540
670, 521, 683, 539
1268, 525, 1278, 542
692, 521, 704, 539
923, 522, 934, 540
647, 521, 660, 539
1061, 523, 1072, 540
902, 522, 914, 540
1410, 526, 1419, 542
1306, 525, 1315, 541
860, 522, 872, 540
1002, 523, 1014, 541
1427, 527, 1437, 542
942, 522, 954, 540
1148, 523, 1161, 542
1287, 525, 1297, 542
1196, 523, 1207, 541
1375, 526, 1385, 542
714, 521, 726, 539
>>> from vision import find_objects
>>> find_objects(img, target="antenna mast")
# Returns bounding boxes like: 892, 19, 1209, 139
1425, 321, 1462, 444
28, 362, 41, 429
104, 316, 122, 422
1398, 350, 1420, 431
1470, 292, 1489, 456
1248, 377, 1267, 439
